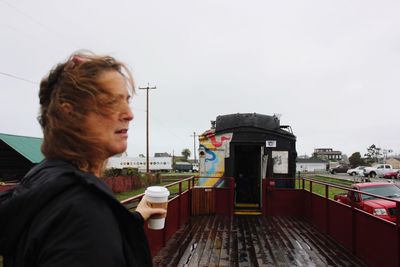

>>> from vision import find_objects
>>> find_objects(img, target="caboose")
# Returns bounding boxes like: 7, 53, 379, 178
198, 113, 297, 213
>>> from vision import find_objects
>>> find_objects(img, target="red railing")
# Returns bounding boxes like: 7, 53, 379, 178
122, 176, 400, 267
296, 177, 399, 267
120, 176, 196, 256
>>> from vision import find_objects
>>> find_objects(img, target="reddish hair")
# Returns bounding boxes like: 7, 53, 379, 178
38, 52, 135, 173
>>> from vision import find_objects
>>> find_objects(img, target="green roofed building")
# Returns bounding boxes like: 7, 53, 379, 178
0, 133, 44, 181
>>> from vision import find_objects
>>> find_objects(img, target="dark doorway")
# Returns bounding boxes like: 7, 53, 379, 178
234, 144, 261, 205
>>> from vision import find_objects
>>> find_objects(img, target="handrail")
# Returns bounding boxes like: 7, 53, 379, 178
302, 177, 352, 191
302, 177, 400, 204
120, 176, 196, 205
163, 176, 195, 188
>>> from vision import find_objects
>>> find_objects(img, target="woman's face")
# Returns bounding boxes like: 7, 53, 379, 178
85, 70, 134, 158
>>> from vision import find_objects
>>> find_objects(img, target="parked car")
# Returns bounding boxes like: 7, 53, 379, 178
174, 161, 193, 172
330, 165, 350, 174
334, 182, 400, 222
347, 166, 366, 176
363, 164, 397, 178
383, 170, 399, 179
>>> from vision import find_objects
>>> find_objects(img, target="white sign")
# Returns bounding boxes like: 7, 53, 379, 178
265, 140, 277, 147
272, 151, 289, 174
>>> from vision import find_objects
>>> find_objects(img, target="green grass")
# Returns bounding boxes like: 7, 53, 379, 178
299, 175, 352, 199
160, 172, 197, 178
115, 180, 193, 201
116, 175, 354, 202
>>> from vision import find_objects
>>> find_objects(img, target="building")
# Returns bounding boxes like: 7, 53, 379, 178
296, 158, 327, 172
0, 133, 44, 181
313, 148, 342, 161
107, 156, 173, 172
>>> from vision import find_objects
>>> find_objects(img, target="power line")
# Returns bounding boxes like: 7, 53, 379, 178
128, 108, 189, 145
0, 71, 38, 85
1, 0, 80, 48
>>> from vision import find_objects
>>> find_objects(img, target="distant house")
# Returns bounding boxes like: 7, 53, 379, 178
0, 133, 44, 181
296, 158, 328, 172
313, 148, 342, 161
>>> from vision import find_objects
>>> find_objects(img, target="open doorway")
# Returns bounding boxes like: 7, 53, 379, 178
234, 144, 262, 208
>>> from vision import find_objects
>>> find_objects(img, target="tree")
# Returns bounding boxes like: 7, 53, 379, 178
181, 148, 191, 161
364, 144, 382, 164
348, 152, 365, 167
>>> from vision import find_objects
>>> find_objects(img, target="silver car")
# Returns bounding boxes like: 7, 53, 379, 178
347, 166, 366, 176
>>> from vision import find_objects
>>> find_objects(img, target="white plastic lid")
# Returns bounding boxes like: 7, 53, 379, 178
145, 186, 170, 198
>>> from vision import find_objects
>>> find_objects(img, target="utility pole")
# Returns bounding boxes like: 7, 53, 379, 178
190, 132, 198, 163
139, 83, 157, 173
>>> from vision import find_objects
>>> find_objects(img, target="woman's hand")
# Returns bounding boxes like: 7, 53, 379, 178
135, 196, 167, 221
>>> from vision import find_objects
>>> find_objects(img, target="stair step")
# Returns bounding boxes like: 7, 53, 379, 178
234, 210, 262, 216
235, 203, 260, 208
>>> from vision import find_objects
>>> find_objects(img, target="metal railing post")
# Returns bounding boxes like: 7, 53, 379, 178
325, 184, 329, 234
310, 180, 313, 221
351, 191, 356, 254
178, 181, 182, 226
397, 201, 400, 267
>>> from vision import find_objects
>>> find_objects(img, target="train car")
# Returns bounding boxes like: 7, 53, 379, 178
198, 113, 297, 208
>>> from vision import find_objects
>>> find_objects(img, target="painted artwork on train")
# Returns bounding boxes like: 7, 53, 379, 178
198, 131, 233, 188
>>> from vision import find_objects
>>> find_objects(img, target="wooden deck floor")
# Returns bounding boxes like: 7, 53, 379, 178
153, 215, 366, 267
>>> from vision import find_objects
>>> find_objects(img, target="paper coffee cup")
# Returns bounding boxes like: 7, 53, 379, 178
144, 186, 170, 230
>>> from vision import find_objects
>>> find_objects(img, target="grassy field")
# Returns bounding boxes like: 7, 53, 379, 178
115, 179, 193, 201
115, 174, 353, 202
160, 172, 198, 177
300, 175, 352, 199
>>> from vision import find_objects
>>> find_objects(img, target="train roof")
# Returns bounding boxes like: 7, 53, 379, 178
214, 113, 295, 137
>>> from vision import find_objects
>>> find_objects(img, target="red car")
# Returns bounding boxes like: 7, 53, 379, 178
334, 182, 400, 222
383, 170, 399, 179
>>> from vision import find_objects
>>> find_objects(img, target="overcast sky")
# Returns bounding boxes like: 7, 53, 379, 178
1, 0, 399, 159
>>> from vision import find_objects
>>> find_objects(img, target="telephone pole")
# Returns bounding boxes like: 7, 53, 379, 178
139, 83, 157, 173
190, 132, 198, 163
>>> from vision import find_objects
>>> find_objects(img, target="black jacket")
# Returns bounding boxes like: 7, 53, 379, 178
0, 160, 152, 266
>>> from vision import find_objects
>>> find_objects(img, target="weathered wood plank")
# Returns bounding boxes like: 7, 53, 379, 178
187, 216, 216, 267
246, 216, 267, 266
153, 215, 366, 267
240, 217, 259, 267
153, 216, 207, 266
209, 216, 224, 267
259, 216, 294, 266
178, 216, 210, 266
228, 216, 239, 266
198, 215, 220, 266
274, 216, 324, 266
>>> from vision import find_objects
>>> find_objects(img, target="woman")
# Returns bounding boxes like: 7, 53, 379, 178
0, 52, 165, 266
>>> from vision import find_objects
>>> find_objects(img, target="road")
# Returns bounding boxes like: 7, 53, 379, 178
320, 172, 400, 184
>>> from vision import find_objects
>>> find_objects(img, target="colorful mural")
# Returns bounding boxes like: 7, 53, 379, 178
198, 131, 233, 187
